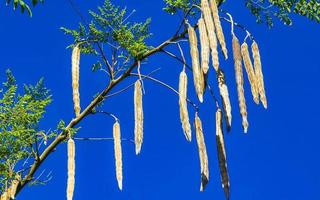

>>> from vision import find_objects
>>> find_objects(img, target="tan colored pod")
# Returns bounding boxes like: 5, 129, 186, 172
232, 35, 249, 133
198, 17, 210, 74
0, 191, 8, 200
113, 121, 123, 190
134, 81, 144, 154
216, 69, 232, 131
210, 0, 228, 59
9, 179, 19, 199
194, 112, 209, 191
67, 138, 75, 200
72, 44, 81, 117
201, 0, 219, 71
241, 42, 259, 104
179, 70, 192, 141
251, 41, 267, 109
188, 25, 204, 103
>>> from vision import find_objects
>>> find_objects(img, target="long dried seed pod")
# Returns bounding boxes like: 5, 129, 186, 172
0, 191, 8, 200
210, 0, 228, 59
201, 0, 219, 71
232, 35, 249, 133
216, 109, 230, 200
67, 138, 75, 200
188, 25, 204, 103
194, 112, 209, 191
251, 41, 267, 109
241, 42, 259, 104
179, 70, 192, 141
217, 69, 232, 131
9, 179, 19, 199
113, 121, 123, 190
198, 17, 210, 74
72, 44, 81, 117
134, 80, 144, 154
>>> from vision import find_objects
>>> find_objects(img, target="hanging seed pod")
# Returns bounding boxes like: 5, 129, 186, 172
134, 80, 144, 154
201, 0, 219, 71
251, 41, 267, 109
210, 0, 228, 59
72, 44, 81, 117
216, 69, 232, 131
113, 121, 123, 190
241, 42, 259, 104
0, 191, 8, 200
232, 35, 249, 133
179, 70, 192, 141
67, 138, 75, 200
198, 17, 210, 75
194, 112, 209, 191
188, 24, 204, 103
216, 109, 230, 200
9, 179, 19, 199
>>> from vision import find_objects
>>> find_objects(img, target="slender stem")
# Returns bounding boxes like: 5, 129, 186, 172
95, 110, 119, 122
207, 84, 220, 109
220, 9, 254, 40
96, 43, 114, 79
225, 12, 235, 35
169, 41, 187, 71
106, 68, 161, 98
161, 50, 192, 71
74, 137, 135, 143
130, 73, 199, 110
174, 5, 195, 36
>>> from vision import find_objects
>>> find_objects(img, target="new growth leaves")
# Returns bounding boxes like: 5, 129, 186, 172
61, 0, 152, 75
0, 70, 51, 193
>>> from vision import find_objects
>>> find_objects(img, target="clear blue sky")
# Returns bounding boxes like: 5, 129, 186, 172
1, 0, 320, 200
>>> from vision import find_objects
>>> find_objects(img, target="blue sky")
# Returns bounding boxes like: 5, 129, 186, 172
1, 0, 320, 200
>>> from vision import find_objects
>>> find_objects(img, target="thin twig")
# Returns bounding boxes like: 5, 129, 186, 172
207, 84, 220, 109
220, 9, 254, 40
106, 68, 161, 98
161, 50, 192, 71
130, 73, 199, 111
74, 137, 135, 143
174, 5, 195, 36
95, 110, 119, 122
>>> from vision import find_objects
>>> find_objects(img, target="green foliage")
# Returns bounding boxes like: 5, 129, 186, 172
0, 69, 51, 192
5, 0, 44, 17
163, 0, 193, 14
61, 0, 152, 72
245, 0, 320, 27
163, 0, 319, 27
163, 0, 224, 15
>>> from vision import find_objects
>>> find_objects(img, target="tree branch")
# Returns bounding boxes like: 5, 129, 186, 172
13, 25, 190, 198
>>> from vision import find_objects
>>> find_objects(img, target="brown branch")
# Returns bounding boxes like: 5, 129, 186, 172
13, 26, 189, 198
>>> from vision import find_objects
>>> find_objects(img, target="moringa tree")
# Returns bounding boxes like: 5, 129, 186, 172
0, 0, 319, 200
